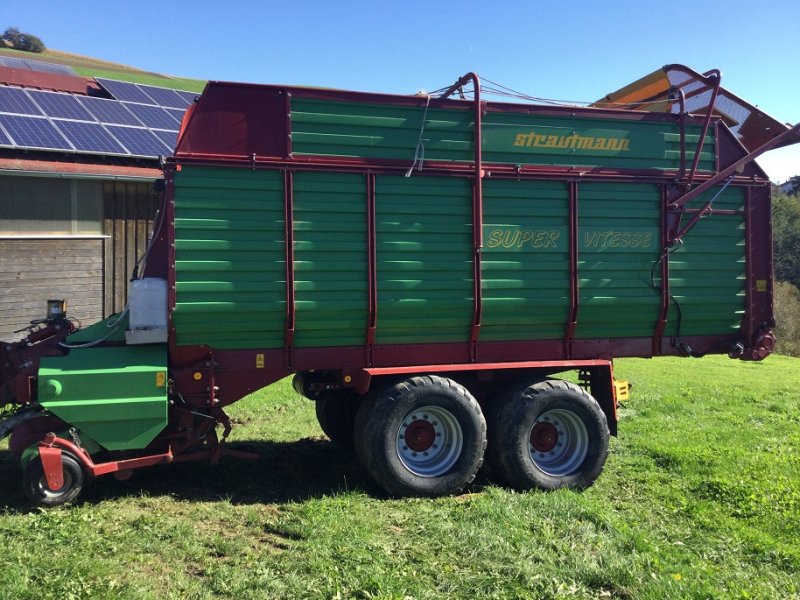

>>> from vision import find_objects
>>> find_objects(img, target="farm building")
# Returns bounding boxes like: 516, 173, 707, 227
0, 54, 198, 339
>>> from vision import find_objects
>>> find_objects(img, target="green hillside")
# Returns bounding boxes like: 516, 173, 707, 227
0, 47, 206, 93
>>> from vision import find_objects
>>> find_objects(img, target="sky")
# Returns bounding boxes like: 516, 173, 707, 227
7, 0, 800, 182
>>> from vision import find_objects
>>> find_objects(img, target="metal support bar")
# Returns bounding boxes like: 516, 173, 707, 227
677, 89, 686, 181
284, 170, 295, 367
564, 180, 579, 356
686, 69, 721, 187
442, 73, 484, 361
670, 122, 800, 211
673, 175, 735, 241
366, 173, 377, 364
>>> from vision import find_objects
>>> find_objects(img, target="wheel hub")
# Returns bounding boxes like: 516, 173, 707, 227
530, 421, 558, 453
404, 420, 436, 452
395, 405, 464, 477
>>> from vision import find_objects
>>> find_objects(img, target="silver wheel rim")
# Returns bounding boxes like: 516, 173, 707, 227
528, 409, 589, 476
395, 405, 463, 477
37, 469, 72, 499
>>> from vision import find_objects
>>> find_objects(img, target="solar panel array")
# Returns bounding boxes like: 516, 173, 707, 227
0, 77, 198, 159
0, 56, 77, 76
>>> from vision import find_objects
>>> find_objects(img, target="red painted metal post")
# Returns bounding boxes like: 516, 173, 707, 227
284, 170, 295, 368
653, 184, 671, 354
469, 73, 483, 361
677, 89, 686, 181
686, 70, 722, 187
564, 180, 579, 356
366, 173, 377, 365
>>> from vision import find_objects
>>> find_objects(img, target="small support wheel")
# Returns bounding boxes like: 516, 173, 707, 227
487, 379, 609, 491
354, 375, 486, 497
23, 452, 85, 507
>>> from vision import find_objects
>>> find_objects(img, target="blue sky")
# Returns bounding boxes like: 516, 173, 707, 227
8, 0, 800, 181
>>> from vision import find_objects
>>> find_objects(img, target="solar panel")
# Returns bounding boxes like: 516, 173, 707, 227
0, 56, 76, 76
0, 124, 12, 146
166, 108, 187, 125
77, 96, 141, 126
0, 114, 72, 150
95, 78, 154, 104
153, 129, 179, 151
122, 102, 180, 130
175, 90, 199, 106
138, 85, 187, 108
27, 90, 95, 121
0, 86, 43, 116
106, 125, 170, 156
54, 120, 128, 154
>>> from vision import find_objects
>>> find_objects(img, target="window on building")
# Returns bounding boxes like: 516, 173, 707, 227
0, 175, 103, 236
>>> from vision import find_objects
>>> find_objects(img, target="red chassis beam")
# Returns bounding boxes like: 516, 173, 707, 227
36, 432, 258, 491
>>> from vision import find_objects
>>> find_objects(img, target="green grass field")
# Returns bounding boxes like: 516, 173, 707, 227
0, 354, 798, 599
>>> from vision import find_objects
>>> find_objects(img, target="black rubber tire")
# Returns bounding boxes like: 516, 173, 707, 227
354, 375, 486, 497
22, 452, 85, 507
315, 391, 362, 450
487, 379, 609, 491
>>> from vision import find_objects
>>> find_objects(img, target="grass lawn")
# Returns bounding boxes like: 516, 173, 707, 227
0, 354, 798, 599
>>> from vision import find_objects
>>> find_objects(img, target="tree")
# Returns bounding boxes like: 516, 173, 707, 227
1, 27, 45, 53
773, 188, 800, 288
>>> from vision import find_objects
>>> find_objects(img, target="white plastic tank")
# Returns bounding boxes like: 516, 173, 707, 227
129, 278, 168, 331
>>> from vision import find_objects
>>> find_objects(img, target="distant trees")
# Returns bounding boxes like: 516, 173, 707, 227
773, 188, 800, 289
1, 27, 45, 53
773, 185, 800, 356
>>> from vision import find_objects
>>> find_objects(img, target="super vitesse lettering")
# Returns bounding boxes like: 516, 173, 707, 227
487, 228, 561, 249
513, 131, 630, 152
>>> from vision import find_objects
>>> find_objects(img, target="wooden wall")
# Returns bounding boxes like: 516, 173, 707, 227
103, 181, 160, 315
0, 179, 158, 340
0, 239, 104, 337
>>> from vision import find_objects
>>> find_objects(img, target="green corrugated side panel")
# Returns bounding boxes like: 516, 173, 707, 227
375, 175, 473, 344
173, 166, 286, 349
293, 172, 368, 347
482, 113, 715, 171
38, 345, 167, 451
668, 187, 745, 336
481, 179, 570, 341
575, 182, 662, 339
292, 98, 474, 162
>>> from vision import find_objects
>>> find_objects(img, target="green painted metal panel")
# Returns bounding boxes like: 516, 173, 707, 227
481, 179, 570, 341
38, 345, 167, 451
482, 113, 715, 172
292, 98, 474, 162
575, 182, 662, 339
375, 175, 473, 344
291, 97, 715, 172
293, 171, 368, 347
668, 187, 745, 336
173, 166, 286, 349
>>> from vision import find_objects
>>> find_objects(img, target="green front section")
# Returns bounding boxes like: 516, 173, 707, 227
291, 97, 715, 172
171, 166, 745, 350
38, 345, 167, 451
173, 166, 286, 348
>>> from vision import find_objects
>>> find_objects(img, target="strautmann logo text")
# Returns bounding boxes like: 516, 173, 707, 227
513, 131, 630, 152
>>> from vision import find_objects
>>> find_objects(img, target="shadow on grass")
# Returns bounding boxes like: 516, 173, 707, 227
0, 437, 394, 511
